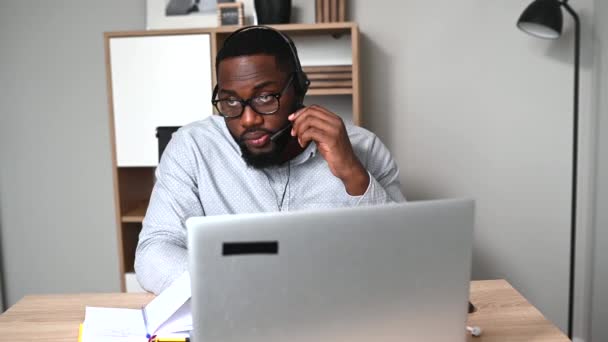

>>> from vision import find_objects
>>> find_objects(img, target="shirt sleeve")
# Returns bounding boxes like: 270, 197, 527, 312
348, 133, 406, 206
134, 130, 203, 294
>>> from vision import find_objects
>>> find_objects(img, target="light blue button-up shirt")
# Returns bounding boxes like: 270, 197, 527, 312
135, 115, 405, 294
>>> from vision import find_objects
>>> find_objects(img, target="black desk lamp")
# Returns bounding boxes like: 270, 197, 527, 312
517, 0, 580, 338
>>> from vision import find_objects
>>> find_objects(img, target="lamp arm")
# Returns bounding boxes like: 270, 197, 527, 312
561, 1, 580, 339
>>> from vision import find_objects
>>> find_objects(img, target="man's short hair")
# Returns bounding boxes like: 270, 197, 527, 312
215, 28, 297, 79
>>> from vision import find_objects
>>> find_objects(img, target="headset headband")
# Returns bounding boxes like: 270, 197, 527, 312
222, 25, 304, 74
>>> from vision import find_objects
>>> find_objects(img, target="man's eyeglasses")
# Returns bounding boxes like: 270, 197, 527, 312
212, 74, 295, 119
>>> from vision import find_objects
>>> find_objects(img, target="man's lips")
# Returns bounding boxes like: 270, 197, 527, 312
242, 132, 270, 148
241, 131, 268, 140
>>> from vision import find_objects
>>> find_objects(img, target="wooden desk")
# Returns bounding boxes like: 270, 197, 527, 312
467, 280, 569, 341
0, 280, 569, 342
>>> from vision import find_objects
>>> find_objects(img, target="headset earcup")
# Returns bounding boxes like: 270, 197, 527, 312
296, 71, 310, 97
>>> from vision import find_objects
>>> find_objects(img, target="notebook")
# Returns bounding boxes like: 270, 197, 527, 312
81, 272, 192, 341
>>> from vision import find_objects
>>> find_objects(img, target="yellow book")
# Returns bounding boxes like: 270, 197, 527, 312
78, 323, 83, 342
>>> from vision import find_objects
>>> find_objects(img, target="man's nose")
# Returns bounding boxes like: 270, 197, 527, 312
240, 104, 263, 128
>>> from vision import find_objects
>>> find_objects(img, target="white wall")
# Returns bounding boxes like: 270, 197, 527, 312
348, 0, 595, 334
0, 1, 145, 306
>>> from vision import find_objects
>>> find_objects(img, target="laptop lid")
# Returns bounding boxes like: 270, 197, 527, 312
187, 199, 474, 342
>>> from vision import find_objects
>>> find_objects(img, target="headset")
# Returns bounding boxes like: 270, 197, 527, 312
214, 25, 311, 106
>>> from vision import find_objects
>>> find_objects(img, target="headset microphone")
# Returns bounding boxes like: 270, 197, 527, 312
270, 102, 306, 142
270, 122, 293, 142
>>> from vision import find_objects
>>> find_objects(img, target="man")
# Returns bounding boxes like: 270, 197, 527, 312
135, 27, 405, 294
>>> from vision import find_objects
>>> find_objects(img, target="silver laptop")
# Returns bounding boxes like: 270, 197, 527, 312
187, 199, 474, 342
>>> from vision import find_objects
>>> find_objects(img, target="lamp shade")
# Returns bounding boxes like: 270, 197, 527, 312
517, 0, 563, 39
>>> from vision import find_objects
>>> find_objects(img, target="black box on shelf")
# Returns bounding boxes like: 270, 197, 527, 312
156, 126, 181, 162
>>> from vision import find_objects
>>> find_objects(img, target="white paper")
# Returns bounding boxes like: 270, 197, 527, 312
82, 307, 146, 342
82, 272, 192, 341
144, 271, 192, 334
155, 299, 193, 335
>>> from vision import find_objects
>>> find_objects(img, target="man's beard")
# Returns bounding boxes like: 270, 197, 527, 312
236, 126, 292, 169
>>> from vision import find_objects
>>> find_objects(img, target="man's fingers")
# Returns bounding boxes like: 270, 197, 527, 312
291, 107, 341, 136
298, 127, 328, 147
288, 105, 313, 120
292, 115, 335, 138
289, 104, 339, 122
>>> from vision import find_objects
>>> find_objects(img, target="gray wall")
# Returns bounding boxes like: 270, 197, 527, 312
0, 1, 145, 306
591, 0, 608, 340
347, 0, 595, 334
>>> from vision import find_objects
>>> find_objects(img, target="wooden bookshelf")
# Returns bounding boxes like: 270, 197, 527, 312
121, 201, 148, 223
213, 22, 356, 34
105, 23, 362, 291
308, 88, 353, 95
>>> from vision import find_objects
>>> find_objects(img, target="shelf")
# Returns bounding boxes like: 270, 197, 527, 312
308, 88, 353, 95
214, 22, 356, 35
122, 201, 148, 223
106, 22, 356, 39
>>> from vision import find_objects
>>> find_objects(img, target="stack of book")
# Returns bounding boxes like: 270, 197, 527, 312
304, 65, 352, 93
315, 0, 346, 23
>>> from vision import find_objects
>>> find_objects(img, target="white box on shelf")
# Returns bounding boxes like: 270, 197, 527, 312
292, 35, 352, 67
109, 34, 214, 167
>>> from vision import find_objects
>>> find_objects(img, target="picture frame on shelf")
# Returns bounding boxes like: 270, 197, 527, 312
218, 2, 244, 26
147, 0, 219, 29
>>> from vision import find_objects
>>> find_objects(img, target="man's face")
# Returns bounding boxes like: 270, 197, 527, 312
217, 54, 297, 168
